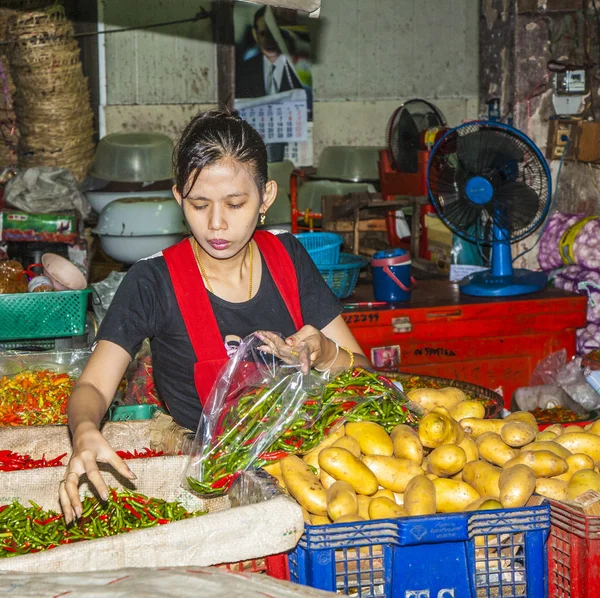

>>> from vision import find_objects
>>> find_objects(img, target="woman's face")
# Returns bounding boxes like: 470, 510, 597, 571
173, 159, 276, 261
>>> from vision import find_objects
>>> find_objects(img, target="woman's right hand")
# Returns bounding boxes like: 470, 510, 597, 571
58, 424, 136, 524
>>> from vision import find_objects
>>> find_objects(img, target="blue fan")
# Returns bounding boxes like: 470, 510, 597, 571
426, 121, 552, 297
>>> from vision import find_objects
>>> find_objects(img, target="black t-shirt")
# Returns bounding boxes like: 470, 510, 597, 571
95, 233, 342, 431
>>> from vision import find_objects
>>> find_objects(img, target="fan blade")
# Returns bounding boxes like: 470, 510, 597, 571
492, 181, 541, 231
457, 130, 525, 175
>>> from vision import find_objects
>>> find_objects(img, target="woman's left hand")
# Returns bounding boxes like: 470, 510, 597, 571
256, 326, 335, 375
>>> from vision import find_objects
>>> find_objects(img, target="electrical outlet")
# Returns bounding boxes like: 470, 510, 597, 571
546, 119, 576, 160
556, 123, 572, 146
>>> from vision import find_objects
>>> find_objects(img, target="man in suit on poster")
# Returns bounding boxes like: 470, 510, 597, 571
235, 5, 304, 99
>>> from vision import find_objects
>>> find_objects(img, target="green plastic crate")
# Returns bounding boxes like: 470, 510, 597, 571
109, 404, 166, 421
0, 289, 90, 341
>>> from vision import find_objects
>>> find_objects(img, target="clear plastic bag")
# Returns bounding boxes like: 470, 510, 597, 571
183, 334, 420, 497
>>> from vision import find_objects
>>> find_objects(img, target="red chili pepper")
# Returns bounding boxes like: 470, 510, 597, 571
123, 503, 142, 520
0, 505, 8, 514
258, 450, 289, 461
211, 472, 238, 490
157, 519, 169, 524
111, 488, 118, 502
33, 514, 63, 525
340, 401, 358, 409
377, 374, 395, 386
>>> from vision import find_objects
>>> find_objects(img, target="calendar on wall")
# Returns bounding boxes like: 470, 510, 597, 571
235, 89, 308, 144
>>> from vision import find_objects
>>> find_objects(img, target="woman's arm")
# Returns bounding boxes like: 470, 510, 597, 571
59, 341, 135, 522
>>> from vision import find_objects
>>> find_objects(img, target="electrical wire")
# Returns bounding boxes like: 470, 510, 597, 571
512, 138, 569, 264
0, 8, 212, 47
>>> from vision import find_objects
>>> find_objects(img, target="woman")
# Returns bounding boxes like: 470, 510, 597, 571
60, 109, 369, 522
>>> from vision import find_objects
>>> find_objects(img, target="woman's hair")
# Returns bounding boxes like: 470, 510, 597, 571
173, 108, 268, 199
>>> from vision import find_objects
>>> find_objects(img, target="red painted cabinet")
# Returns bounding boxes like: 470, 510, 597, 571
343, 281, 588, 407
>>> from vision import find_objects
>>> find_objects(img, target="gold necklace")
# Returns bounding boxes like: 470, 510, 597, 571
192, 239, 253, 300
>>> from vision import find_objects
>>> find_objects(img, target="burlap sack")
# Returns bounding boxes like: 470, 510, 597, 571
0, 565, 335, 597
0, 420, 156, 458
0, 456, 304, 573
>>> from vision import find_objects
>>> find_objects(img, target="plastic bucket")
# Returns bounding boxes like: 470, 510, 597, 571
371, 248, 414, 302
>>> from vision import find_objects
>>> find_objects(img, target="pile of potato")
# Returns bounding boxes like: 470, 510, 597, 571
263, 387, 600, 525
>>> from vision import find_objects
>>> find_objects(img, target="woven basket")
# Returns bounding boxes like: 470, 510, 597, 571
8, 6, 94, 181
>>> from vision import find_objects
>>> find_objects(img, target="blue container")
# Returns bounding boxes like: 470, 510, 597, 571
295, 232, 343, 265
317, 253, 368, 299
371, 248, 412, 302
289, 501, 550, 598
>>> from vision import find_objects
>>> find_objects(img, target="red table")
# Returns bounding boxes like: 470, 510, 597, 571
343, 281, 587, 408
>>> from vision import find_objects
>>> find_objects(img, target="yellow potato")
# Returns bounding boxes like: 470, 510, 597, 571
362, 455, 424, 493
335, 514, 366, 523
326, 481, 359, 521
535, 478, 567, 502
567, 469, 600, 501
301, 426, 346, 472
407, 387, 462, 412
458, 436, 479, 463
520, 441, 571, 460
426, 473, 439, 481
319, 447, 379, 495
504, 411, 539, 432
536, 431, 558, 442
460, 418, 505, 438
501, 422, 537, 448
451, 470, 464, 481
301, 506, 311, 524
346, 422, 393, 457
419, 409, 463, 448
433, 478, 480, 512
428, 444, 467, 477
564, 425, 585, 434
320, 470, 336, 490
499, 464, 536, 508
262, 461, 286, 489
310, 514, 332, 525
555, 433, 600, 462
439, 387, 468, 403
390, 424, 423, 464
544, 424, 564, 437
476, 432, 519, 467
404, 475, 436, 516
356, 494, 371, 520
331, 436, 362, 458
588, 420, 600, 435
372, 488, 396, 501
462, 460, 501, 499
450, 400, 485, 422
302, 450, 321, 475
368, 497, 406, 519
465, 497, 502, 511
585, 423, 593, 431
554, 453, 596, 482
281, 455, 328, 516
393, 492, 404, 506
505, 450, 568, 478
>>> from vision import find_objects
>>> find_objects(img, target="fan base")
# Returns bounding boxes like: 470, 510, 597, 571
460, 268, 548, 297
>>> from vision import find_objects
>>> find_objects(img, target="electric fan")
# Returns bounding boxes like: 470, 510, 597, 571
426, 121, 552, 297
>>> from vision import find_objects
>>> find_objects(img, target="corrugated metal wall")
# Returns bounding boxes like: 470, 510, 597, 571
103, 0, 479, 154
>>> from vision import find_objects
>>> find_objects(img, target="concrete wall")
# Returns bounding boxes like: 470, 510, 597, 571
480, 0, 600, 269
103, 0, 480, 161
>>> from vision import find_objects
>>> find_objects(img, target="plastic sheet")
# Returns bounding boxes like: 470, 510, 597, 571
0, 349, 90, 378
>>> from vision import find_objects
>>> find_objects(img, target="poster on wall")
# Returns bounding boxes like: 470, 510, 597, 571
234, 3, 313, 166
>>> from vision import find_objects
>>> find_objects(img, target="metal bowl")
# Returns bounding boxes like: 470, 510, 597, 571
90, 132, 173, 183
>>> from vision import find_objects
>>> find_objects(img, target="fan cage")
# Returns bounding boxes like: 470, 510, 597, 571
427, 121, 551, 245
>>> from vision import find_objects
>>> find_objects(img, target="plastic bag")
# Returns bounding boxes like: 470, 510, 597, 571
530, 349, 600, 411
91, 271, 126, 325
123, 339, 164, 407
183, 334, 420, 497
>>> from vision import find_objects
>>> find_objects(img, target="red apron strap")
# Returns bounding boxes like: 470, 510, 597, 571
254, 230, 304, 331
163, 239, 227, 364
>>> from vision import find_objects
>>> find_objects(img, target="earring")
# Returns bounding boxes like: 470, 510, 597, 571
260, 212, 266, 225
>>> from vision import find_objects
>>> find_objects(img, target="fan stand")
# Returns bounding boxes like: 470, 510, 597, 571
460, 223, 547, 297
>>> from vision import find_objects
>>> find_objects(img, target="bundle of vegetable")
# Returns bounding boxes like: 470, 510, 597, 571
0, 489, 205, 558
553, 265, 600, 324
0, 370, 75, 426
269, 392, 600, 524
538, 212, 584, 271
186, 368, 419, 497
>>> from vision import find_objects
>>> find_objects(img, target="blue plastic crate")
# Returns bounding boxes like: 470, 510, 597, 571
317, 254, 368, 299
295, 232, 343, 265
289, 501, 550, 598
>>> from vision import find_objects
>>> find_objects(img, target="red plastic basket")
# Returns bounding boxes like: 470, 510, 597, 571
218, 554, 289, 579
548, 498, 600, 597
